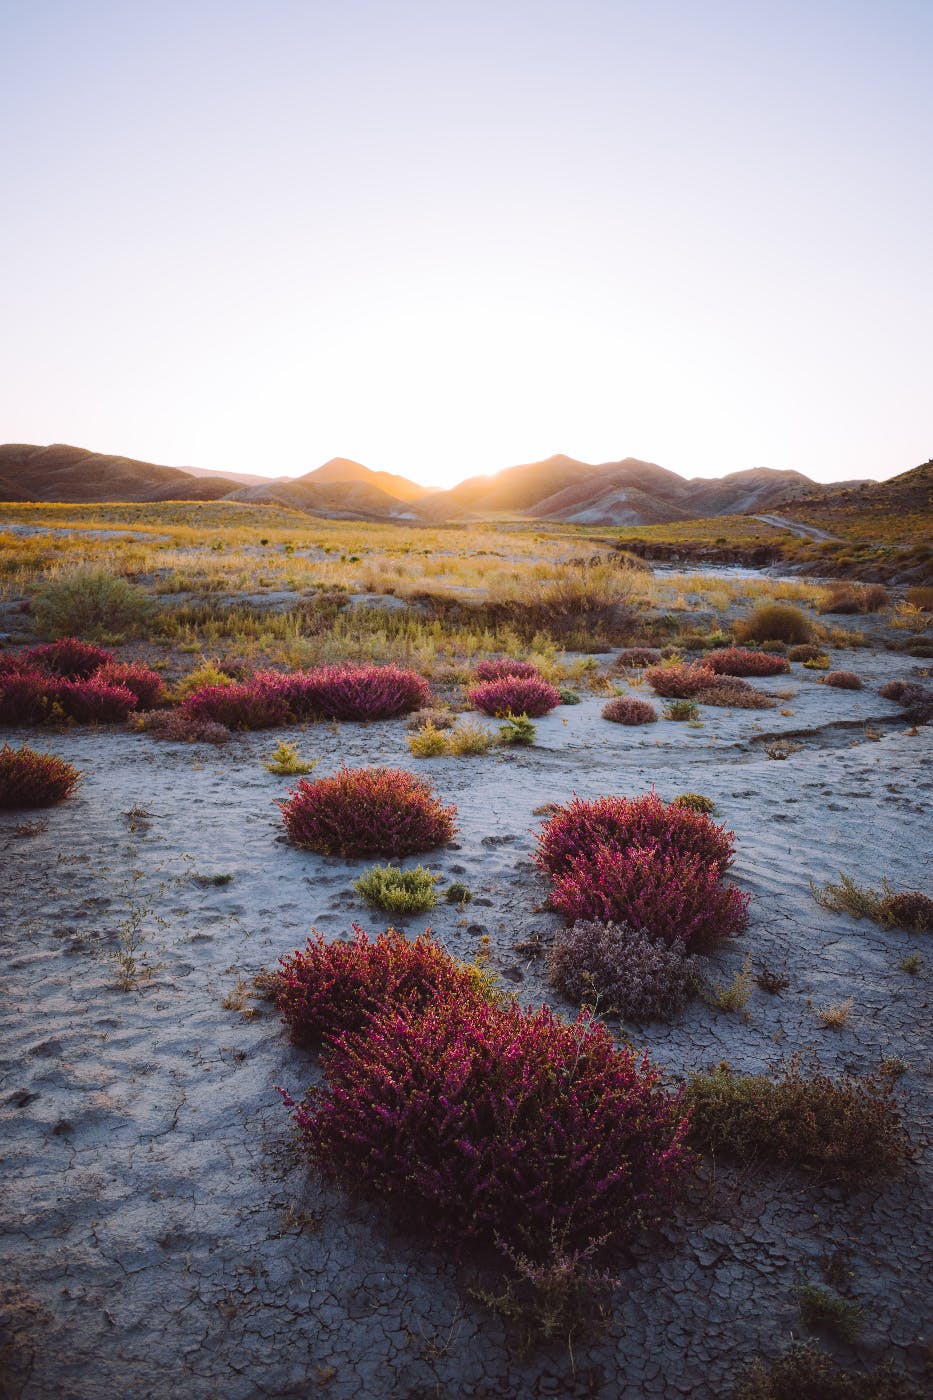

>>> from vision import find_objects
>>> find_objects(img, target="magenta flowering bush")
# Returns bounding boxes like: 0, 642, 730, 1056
181, 680, 291, 729
705, 647, 790, 677
473, 658, 543, 682
0, 668, 54, 724
279, 765, 457, 857
644, 663, 717, 698
286, 987, 693, 1269
602, 697, 658, 725
0, 742, 81, 807
548, 843, 749, 947
297, 664, 430, 721
468, 675, 561, 718
17, 637, 113, 679
54, 677, 138, 723
92, 661, 166, 708
535, 790, 736, 878
272, 926, 486, 1047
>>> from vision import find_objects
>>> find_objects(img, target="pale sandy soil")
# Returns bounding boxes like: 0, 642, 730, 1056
1, 649, 931, 1399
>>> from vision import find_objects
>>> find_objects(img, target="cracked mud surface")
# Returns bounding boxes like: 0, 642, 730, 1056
1, 649, 931, 1398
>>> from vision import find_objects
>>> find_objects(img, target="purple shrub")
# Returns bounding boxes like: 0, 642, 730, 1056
535, 790, 736, 879
54, 677, 138, 723
0, 742, 81, 807
705, 647, 790, 677
287, 986, 694, 1268
474, 658, 543, 682
0, 668, 55, 725
22, 637, 113, 679
644, 663, 717, 698
303, 664, 430, 721
548, 842, 750, 948
279, 765, 457, 857
602, 697, 658, 725
92, 661, 166, 708
880, 680, 932, 706
468, 676, 561, 718
181, 680, 291, 729
548, 920, 700, 1019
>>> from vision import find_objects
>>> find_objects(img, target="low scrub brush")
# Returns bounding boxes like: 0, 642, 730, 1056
32, 568, 152, 639
182, 680, 291, 729
407, 720, 450, 757
811, 874, 933, 932
54, 677, 138, 723
447, 720, 495, 755
732, 1345, 922, 1400
802, 654, 831, 670
263, 740, 319, 775
0, 742, 81, 807
602, 697, 658, 725
685, 1056, 907, 1185
879, 679, 933, 706
662, 698, 700, 721
474, 658, 542, 682
614, 647, 661, 668
288, 663, 431, 721
133, 709, 231, 744
497, 714, 537, 745
672, 793, 716, 814
548, 920, 700, 1020
279, 765, 457, 857
787, 644, 824, 663
734, 604, 812, 645
644, 663, 716, 698
878, 889, 933, 933
695, 680, 776, 710
20, 637, 113, 678
468, 676, 561, 718
92, 661, 166, 708
819, 670, 862, 690
536, 790, 736, 878
354, 864, 441, 914
819, 582, 889, 615
0, 668, 56, 725
706, 648, 790, 677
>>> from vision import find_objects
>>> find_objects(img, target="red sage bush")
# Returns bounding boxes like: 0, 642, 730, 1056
602, 697, 658, 725
536, 790, 736, 878
0, 742, 81, 807
473, 658, 542, 682
285, 986, 694, 1273
644, 664, 717, 698
705, 647, 790, 677
468, 675, 561, 717
279, 765, 457, 857
92, 661, 166, 708
181, 680, 291, 730
18, 637, 113, 678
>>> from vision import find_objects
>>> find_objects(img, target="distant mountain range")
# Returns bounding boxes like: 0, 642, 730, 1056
0, 440, 898, 527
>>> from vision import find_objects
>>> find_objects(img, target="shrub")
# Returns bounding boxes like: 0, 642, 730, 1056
0, 742, 80, 807
173, 661, 235, 699
877, 890, 933, 933
54, 677, 138, 722
468, 676, 561, 718
0, 668, 55, 724
446, 880, 472, 904
407, 721, 449, 757
614, 647, 661, 669
297, 664, 431, 721
810, 874, 933, 931
558, 688, 581, 705
734, 604, 812, 645
498, 714, 537, 745
263, 740, 319, 775
663, 698, 700, 721
548, 842, 749, 948
819, 583, 889, 614
732, 1346, 923, 1400
279, 766, 457, 857
644, 663, 716, 698
32, 568, 152, 639
705, 648, 790, 677
819, 671, 862, 690
802, 655, 831, 670
133, 709, 231, 744
536, 790, 736, 878
787, 644, 823, 663
685, 1057, 907, 1185
92, 661, 166, 708
22, 637, 113, 678
548, 920, 700, 1019
879, 679, 933, 706
602, 697, 658, 725
474, 658, 542, 682
447, 720, 495, 755
287, 984, 693, 1273
906, 584, 933, 611
695, 681, 777, 710
182, 681, 291, 729
673, 793, 716, 814
271, 926, 487, 1046
354, 864, 441, 914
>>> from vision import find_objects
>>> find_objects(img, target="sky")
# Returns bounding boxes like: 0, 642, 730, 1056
1, 0, 930, 489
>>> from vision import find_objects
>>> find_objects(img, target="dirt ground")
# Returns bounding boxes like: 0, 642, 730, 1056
1, 647, 931, 1399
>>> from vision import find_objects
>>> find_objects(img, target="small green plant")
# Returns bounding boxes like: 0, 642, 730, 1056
446, 720, 495, 755
446, 880, 473, 904
794, 1278, 863, 1343
803, 654, 831, 670
558, 689, 581, 705
810, 873, 884, 922
898, 951, 923, 975
407, 720, 450, 757
497, 714, 537, 745
191, 871, 234, 887
354, 864, 441, 914
263, 740, 320, 776
672, 792, 716, 815
710, 951, 753, 1013
662, 699, 699, 721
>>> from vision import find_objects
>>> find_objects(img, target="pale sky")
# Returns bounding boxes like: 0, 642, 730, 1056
1, 0, 930, 488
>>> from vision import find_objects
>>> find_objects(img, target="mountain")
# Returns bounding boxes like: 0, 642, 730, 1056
297, 457, 428, 503
0, 443, 243, 502
427, 454, 593, 516
182, 465, 284, 486
793, 460, 932, 524
226, 476, 426, 522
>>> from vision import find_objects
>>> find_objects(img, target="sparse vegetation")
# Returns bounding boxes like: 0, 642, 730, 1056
794, 1278, 863, 1343
663, 698, 700, 721
710, 952, 754, 1013
811, 875, 933, 932
468, 675, 561, 718
279, 765, 457, 857
817, 997, 854, 1029
32, 567, 152, 639
353, 864, 441, 914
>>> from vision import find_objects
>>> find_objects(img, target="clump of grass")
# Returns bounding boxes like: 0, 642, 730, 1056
672, 793, 716, 814
755, 964, 790, 994
263, 740, 320, 776
558, 688, 581, 705
408, 720, 450, 757
710, 952, 753, 1013
787, 644, 824, 663
446, 880, 472, 904
809, 873, 933, 931
354, 864, 441, 914
734, 604, 812, 646
732, 1344, 922, 1400
32, 568, 152, 639
802, 654, 831, 670
794, 1279, 863, 1343
497, 714, 537, 745
191, 871, 234, 886
818, 997, 854, 1029
898, 952, 923, 975
447, 720, 495, 755
663, 698, 699, 721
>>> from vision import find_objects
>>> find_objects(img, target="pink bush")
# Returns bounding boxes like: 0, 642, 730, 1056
54, 678, 138, 723
0, 742, 80, 807
468, 676, 561, 718
0, 669, 136, 724
0, 668, 54, 724
535, 790, 736, 878
181, 681, 291, 729
301, 664, 430, 721
473, 658, 542, 682
819, 671, 862, 690
644, 664, 717, 698
92, 661, 166, 708
135, 709, 231, 744
287, 983, 693, 1268
602, 697, 658, 725
279, 766, 457, 857
548, 842, 749, 947
705, 647, 790, 677
21, 637, 113, 679
272, 926, 484, 1047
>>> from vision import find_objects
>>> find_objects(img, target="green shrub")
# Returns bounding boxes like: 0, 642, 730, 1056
33, 568, 152, 639
446, 880, 473, 904
794, 1279, 862, 1343
263, 740, 319, 776
354, 864, 441, 914
663, 699, 699, 721
672, 792, 717, 814
498, 714, 537, 745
